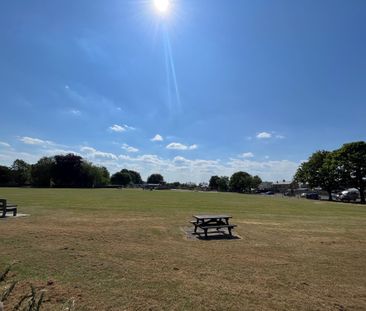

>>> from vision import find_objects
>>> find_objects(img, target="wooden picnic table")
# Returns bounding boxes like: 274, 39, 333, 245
0, 199, 17, 218
190, 215, 236, 238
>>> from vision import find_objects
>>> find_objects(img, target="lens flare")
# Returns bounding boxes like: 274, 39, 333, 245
154, 0, 170, 14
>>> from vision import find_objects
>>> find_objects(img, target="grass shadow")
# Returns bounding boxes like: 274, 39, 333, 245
182, 226, 241, 240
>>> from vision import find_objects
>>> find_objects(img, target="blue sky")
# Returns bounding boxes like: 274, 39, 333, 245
1, 0, 365, 183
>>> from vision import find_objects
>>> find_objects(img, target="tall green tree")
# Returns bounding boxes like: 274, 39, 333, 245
31, 157, 55, 187
111, 171, 131, 187
251, 175, 262, 190
335, 141, 366, 204
147, 173, 164, 184
229, 171, 252, 193
217, 176, 229, 192
11, 159, 31, 186
121, 169, 142, 185
0, 165, 12, 185
209, 176, 220, 190
51, 154, 83, 187
295, 150, 340, 201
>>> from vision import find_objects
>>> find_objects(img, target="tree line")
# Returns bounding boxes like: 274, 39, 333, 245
1, 141, 364, 202
0, 153, 263, 192
295, 141, 366, 204
208, 172, 262, 193
0, 154, 169, 188
0, 154, 110, 188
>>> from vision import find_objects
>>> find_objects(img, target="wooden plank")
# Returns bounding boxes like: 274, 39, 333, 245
193, 215, 231, 220
199, 224, 237, 229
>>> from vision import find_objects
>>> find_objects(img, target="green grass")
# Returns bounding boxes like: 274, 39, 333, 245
1, 188, 366, 310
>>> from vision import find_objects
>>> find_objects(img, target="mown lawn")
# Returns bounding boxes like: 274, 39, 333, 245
0, 188, 365, 310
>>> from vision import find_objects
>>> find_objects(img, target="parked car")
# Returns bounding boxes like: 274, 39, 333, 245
337, 189, 359, 202
264, 191, 274, 195
305, 192, 320, 200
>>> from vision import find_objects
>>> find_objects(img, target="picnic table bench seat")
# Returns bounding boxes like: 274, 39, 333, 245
0, 199, 18, 218
190, 215, 237, 238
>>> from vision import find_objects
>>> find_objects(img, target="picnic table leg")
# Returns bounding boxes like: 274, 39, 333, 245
13, 209, 17, 216
228, 227, 232, 237
204, 228, 208, 239
194, 224, 197, 233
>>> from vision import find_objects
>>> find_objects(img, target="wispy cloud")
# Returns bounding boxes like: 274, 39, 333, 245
19, 136, 54, 146
69, 109, 81, 116
109, 124, 135, 133
122, 143, 139, 153
256, 132, 272, 139
80, 146, 118, 160
0, 141, 11, 148
256, 131, 285, 140
151, 134, 163, 142
227, 158, 299, 181
166, 142, 198, 150
240, 152, 254, 158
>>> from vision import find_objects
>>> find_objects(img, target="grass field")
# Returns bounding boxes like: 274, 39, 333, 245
0, 188, 365, 310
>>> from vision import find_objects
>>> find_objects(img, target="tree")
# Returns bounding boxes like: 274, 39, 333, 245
31, 157, 55, 187
79, 161, 107, 187
147, 174, 164, 184
120, 169, 142, 185
96, 166, 110, 186
217, 176, 229, 192
251, 175, 262, 190
229, 171, 252, 193
0, 165, 12, 186
111, 171, 131, 187
295, 150, 340, 201
11, 159, 31, 186
335, 141, 366, 204
51, 154, 84, 187
209, 176, 220, 191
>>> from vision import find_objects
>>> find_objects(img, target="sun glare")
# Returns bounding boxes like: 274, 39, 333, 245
154, 0, 170, 14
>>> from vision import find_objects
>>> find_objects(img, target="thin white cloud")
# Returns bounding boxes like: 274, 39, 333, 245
45, 148, 81, 156
109, 125, 126, 132
0, 141, 11, 148
166, 142, 198, 150
151, 134, 163, 142
69, 109, 81, 116
122, 144, 139, 153
19, 136, 54, 146
227, 158, 299, 181
276, 135, 285, 139
109, 124, 135, 133
256, 132, 272, 139
80, 146, 118, 160
240, 152, 254, 158
123, 124, 136, 131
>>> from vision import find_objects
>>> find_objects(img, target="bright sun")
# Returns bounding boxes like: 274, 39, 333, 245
154, 0, 170, 14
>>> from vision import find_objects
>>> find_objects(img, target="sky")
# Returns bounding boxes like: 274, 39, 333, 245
0, 0, 365, 183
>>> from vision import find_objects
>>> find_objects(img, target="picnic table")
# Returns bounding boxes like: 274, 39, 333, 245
190, 215, 237, 238
0, 199, 18, 218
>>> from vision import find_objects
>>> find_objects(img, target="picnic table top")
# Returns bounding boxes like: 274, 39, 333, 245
193, 215, 232, 220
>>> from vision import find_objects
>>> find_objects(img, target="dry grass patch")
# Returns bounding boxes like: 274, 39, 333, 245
0, 188, 365, 310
